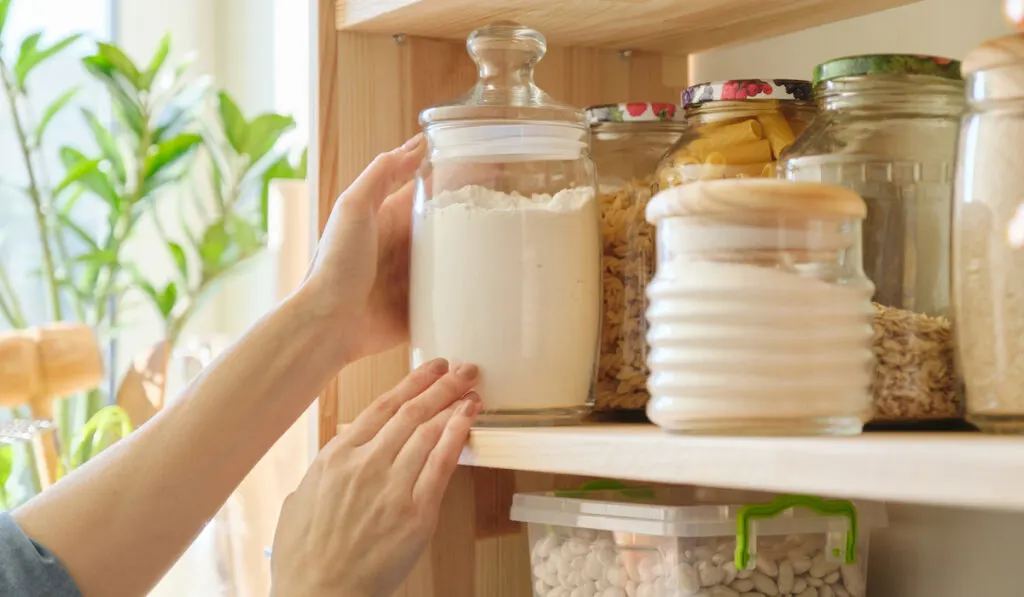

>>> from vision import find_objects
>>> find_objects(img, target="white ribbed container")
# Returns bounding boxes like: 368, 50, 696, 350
644, 179, 875, 436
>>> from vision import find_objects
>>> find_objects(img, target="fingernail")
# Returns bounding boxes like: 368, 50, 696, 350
427, 357, 449, 375
460, 392, 481, 415
454, 363, 478, 380
402, 133, 424, 152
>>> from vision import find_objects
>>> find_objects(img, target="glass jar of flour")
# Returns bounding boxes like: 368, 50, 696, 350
410, 21, 600, 426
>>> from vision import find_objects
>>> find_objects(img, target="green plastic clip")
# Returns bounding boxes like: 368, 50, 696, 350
734, 494, 858, 570
553, 479, 656, 500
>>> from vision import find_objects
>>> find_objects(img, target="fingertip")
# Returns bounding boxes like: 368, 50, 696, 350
453, 363, 479, 381
460, 391, 482, 417
422, 357, 449, 376
401, 132, 424, 152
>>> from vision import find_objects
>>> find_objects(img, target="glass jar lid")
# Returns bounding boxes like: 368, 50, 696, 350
586, 103, 685, 124
420, 21, 584, 126
813, 54, 962, 86
646, 179, 866, 224
682, 79, 813, 108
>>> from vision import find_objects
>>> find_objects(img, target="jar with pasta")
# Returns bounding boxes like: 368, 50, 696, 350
655, 79, 815, 187
587, 103, 686, 412
781, 54, 964, 427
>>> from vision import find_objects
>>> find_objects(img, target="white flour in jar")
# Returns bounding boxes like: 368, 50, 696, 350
410, 185, 600, 414
646, 261, 875, 427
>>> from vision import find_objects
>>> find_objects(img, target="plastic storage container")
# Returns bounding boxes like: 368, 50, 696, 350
656, 79, 815, 189
955, 34, 1024, 433
645, 179, 875, 435
409, 22, 601, 426
588, 103, 686, 412
781, 54, 964, 426
512, 489, 887, 597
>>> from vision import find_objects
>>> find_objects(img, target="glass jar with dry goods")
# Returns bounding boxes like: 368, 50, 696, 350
587, 103, 686, 412
655, 79, 815, 188
781, 54, 964, 426
954, 34, 1024, 433
410, 22, 601, 427
645, 179, 875, 436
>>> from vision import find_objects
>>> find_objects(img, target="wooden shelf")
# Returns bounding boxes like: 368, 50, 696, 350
335, 0, 918, 54
453, 424, 1024, 511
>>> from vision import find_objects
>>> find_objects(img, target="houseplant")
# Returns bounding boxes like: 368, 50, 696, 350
0, 0, 305, 506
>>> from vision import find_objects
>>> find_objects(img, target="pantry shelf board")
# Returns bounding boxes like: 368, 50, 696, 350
335, 0, 918, 54
456, 425, 1024, 511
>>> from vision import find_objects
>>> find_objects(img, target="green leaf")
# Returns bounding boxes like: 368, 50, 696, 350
59, 147, 120, 208
75, 248, 118, 267
153, 77, 209, 143
54, 156, 101, 197
257, 151, 307, 234
56, 212, 100, 251
144, 133, 202, 180
244, 114, 295, 162
96, 42, 141, 88
167, 241, 188, 282
35, 87, 80, 145
13, 32, 42, 85
199, 221, 230, 275
0, 0, 11, 42
69, 406, 133, 471
230, 215, 261, 254
81, 109, 126, 183
14, 33, 81, 89
0, 444, 11, 511
139, 33, 171, 90
217, 91, 248, 154
83, 55, 145, 138
156, 282, 177, 318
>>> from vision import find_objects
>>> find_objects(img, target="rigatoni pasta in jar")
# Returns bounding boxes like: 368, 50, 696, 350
656, 79, 815, 188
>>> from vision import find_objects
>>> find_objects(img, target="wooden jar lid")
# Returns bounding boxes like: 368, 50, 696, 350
646, 179, 867, 224
962, 33, 1024, 102
963, 33, 1024, 76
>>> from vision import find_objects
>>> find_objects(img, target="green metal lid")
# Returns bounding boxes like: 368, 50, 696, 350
813, 54, 963, 86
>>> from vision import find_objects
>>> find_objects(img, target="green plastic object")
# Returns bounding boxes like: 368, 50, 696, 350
734, 494, 858, 570
553, 479, 656, 500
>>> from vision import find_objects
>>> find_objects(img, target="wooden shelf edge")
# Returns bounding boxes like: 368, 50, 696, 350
335, 0, 920, 55
446, 424, 1024, 512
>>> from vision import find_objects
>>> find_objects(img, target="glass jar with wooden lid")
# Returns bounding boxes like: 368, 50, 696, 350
645, 179, 875, 435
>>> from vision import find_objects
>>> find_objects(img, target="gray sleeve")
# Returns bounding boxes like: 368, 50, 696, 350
0, 513, 82, 597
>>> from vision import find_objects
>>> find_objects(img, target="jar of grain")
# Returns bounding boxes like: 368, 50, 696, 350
587, 103, 686, 412
655, 79, 815, 188
781, 54, 964, 426
645, 179, 874, 436
410, 22, 601, 427
955, 34, 1024, 433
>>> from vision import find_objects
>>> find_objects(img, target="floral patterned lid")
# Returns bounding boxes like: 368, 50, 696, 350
813, 54, 962, 85
682, 79, 813, 107
586, 102, 685, 124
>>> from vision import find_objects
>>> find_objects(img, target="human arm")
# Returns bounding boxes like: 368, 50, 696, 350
11, 134, 427, 597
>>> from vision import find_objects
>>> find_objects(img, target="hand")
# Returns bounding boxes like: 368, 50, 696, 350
303, 134, 426, 363
270, 358, 481, 597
